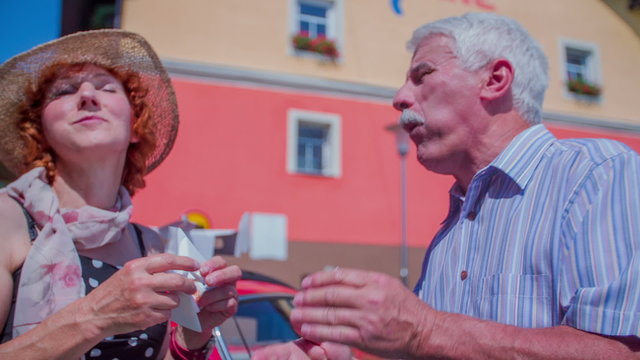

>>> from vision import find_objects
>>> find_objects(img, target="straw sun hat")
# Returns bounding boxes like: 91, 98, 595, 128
0, 29, 179, 177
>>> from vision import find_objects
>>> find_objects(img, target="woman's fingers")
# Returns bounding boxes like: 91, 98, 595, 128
136, 253, 199, 274
202, 263, 241, 287
150, 272, 197, 294
149, 291, 181, 310
197, 285, 236, 304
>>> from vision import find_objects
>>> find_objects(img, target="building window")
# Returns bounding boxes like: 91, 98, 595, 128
290, 0, 343, 59
287, 109, 341, 177
61, 0, 120, 36
299, 1, 329, 38
565, 48, 590, 81
297, 123, 328, 174
560, 39, 602, 97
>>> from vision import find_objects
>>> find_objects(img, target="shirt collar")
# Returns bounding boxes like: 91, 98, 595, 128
443, 124, 555, 224
488, 124, 556, 191
447, 124, 555, 196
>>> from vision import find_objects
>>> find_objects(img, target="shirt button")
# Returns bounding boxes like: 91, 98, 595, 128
460, 270, 468, 281
467, 211, 477, 220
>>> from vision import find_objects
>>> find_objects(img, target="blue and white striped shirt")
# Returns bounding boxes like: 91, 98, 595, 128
415, 124, 640, 336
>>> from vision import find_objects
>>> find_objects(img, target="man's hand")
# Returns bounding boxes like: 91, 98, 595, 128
290, 268, 435, 359
252, 338, 352, 360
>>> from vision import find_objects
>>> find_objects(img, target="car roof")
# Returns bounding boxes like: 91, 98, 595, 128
237, 279, 297, 296
237, 270, 297, 296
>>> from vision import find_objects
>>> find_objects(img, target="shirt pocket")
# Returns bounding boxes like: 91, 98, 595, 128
474, 273, 552, 328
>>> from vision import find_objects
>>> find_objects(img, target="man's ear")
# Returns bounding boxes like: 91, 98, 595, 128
480, 59, 514, 101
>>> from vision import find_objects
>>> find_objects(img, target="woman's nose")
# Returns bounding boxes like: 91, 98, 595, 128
77, 83, 100, 111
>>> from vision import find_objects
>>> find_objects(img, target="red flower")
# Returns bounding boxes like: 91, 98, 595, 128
62, 211, 79, 223
566, 79, 601, 96
292, 32, 339, 60
57, 264, 81, 288
43, 262, 82, 288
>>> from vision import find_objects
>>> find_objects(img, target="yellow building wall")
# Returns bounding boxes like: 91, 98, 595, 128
121, 0, 640, 124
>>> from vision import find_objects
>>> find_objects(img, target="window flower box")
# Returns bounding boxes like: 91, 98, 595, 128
566, 79, 601, 97
292, 31, 339, 60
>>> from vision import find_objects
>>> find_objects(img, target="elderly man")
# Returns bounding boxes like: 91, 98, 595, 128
255, 13, 640, 359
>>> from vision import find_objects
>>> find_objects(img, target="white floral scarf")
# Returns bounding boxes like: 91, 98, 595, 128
2, 167, 133, 338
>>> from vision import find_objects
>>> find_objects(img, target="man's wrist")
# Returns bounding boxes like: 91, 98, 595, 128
407, 304, 444, 359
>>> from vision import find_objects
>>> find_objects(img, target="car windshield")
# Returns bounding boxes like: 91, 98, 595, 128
217, 294, 299, 359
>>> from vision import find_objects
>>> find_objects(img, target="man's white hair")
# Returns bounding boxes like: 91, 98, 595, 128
408, 13, 548, 125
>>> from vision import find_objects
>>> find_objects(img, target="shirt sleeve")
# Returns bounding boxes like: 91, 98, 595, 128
559, 149, 640, 336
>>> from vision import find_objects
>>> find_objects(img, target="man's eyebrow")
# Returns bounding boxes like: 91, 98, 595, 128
408, 62, 434, 77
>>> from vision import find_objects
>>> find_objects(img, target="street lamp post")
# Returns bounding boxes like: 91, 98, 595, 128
385, 123, 410, 287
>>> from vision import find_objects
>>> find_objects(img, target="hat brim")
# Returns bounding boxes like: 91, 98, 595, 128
0, 29, 179, 177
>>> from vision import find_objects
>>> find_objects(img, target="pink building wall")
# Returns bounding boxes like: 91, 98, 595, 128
132, 78, 640, 250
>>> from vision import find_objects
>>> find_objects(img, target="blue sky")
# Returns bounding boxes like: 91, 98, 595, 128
1, 0, 61, 63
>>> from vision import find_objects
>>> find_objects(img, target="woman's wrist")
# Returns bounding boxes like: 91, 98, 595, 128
69, 298, 111, 343
170, 326, 213, 360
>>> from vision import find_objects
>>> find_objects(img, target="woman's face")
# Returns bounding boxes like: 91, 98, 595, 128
40, 64, 136, 165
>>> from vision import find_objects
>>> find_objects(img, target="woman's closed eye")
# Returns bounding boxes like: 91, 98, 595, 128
48, 84, 78, 99
100, 84, 118, 93
92, 77, 120, 93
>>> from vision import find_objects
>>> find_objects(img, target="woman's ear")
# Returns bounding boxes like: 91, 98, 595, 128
480, 59, 514, 101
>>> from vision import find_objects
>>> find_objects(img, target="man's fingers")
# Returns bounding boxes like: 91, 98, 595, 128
301, 268, 371, 289
253, 341, 307, 360
294, 338, 329, 360
293, 285, 360, 308
320, 342, 353, 360
290, 307, 360, 328
298, 324, 361, 348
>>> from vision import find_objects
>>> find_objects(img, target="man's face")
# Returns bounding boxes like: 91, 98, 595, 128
393, 34, 487, 177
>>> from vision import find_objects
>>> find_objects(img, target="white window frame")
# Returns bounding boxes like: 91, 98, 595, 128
298, 1, 329, 38
287, 109, 342, 178
289, 0, 344, 57
559, 38, 603, 97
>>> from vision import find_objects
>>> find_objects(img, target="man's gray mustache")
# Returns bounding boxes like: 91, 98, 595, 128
399, 109, 425, 126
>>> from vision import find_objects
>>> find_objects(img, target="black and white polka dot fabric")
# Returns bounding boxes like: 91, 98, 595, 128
80, 257, 167, 360
1, 214, 168, 359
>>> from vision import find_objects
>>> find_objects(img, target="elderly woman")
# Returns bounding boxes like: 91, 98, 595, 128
0, 30, 241, 359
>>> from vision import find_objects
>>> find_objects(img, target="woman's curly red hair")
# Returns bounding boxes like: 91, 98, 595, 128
17, 62, 156, 195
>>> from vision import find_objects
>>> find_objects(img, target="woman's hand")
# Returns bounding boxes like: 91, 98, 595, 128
79, 253, 200, 337
177, 256, 241, 348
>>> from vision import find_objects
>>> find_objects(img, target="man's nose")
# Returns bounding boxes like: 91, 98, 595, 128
77, 83, 100, 111
392, 83, 413, 112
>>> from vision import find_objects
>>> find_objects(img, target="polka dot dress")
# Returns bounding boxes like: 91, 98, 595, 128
81, 257, 167, 360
